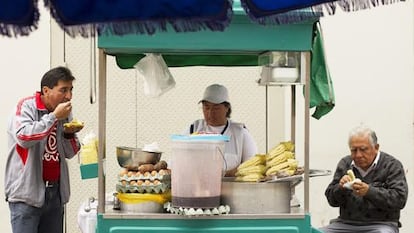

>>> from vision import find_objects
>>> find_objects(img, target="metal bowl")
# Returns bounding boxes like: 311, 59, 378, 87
116, 146, 161, 170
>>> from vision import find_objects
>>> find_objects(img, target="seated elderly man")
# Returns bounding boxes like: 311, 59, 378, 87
320, 125, 408, 233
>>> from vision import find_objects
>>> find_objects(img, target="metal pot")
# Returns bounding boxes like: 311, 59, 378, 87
120, 201, 163, 213
116, 146, 161, 170
221, 177, 298, 214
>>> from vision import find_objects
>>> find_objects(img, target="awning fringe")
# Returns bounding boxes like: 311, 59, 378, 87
0, 0, 39, 37
44, 0, 233, 38
241, 0, 405, 25
242, 6, 323, 25
0, 0, 406, 37
96, 10, 232, 37
319, 0, 405, 15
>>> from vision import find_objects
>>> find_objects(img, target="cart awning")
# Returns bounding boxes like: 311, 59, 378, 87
98, 13, 318, 67
0, 0, 405, 37
97, 20, 335, 119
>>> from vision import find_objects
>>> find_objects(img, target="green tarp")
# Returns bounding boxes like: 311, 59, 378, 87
309, 23, 335, 119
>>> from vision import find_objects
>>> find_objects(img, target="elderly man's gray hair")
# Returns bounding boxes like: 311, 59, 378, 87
348, 125, 378, 147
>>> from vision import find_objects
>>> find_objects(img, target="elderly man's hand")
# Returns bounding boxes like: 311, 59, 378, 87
352, 180, 369, 196
339, 174, 353, 189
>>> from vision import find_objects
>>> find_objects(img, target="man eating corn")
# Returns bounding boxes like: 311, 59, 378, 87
320, 125, 408, 233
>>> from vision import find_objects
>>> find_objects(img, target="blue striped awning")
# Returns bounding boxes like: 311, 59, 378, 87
0, 0, 405, 37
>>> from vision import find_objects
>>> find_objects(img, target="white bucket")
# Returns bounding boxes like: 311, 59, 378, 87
170, 134, 229, 208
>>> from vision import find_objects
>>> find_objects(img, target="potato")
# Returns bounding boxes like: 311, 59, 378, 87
138, 163, 154, 173
154, 160, 168, 171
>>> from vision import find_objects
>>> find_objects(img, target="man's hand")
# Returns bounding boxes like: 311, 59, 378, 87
352, 180, 369, 196
54, 102, 72, 120
339, 174, 353, 189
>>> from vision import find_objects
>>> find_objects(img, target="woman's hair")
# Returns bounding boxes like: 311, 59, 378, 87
348, 125, 378, 147
223, 102, 232, 118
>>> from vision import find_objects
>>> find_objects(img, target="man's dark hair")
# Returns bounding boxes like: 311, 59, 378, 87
40, 66, 75, 94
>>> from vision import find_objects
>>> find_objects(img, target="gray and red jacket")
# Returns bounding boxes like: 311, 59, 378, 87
4, 92, 81, 208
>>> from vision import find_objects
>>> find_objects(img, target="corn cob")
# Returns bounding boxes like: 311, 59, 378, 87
235, 164, 266, 176
266, 158, 298, 176
276, 168, 296, 177
266, 151, 295, 168
266, 163, 289, 176
235, 173, 264, 182
266, 143, 286, 161
286, 158, 298, 169
347, 169, 355, 181
282, 141, 295, 152
237, 154, 266, 170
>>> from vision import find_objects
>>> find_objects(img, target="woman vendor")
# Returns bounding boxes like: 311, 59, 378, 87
184, 84, 258, 176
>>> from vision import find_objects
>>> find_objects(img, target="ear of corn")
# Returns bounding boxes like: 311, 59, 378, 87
235, 164, 266, 176
266, 143, 286, 161
276, 168, 296, 177
347, 169, 355, 181
236, 141, 301, 181
266, 158, 298, 176
237, 154, 266, 170
235, 173, 264, 182
266, 151, 295, 168
235, 154, 267, 182
282, 141, 295, 152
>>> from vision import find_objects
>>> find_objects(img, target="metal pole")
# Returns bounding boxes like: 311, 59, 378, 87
98, 48, 107, 213
291, 85, 296, 144
303, 52, 311, 213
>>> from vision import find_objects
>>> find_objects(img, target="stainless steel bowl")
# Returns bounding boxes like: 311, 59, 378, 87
116, 146, 161, 170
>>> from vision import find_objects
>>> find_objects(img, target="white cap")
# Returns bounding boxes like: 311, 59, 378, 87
199, 84, 230, 104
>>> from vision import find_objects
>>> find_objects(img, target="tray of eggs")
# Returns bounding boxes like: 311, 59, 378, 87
116, 160, 171, 194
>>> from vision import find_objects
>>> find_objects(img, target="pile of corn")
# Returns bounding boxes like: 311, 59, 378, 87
235, 141, 301, 182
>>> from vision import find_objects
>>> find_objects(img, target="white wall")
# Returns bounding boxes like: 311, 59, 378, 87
0, 2, 413, 233
0, 6, 50, 233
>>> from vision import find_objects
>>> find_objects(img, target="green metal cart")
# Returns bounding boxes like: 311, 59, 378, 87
95, 1, 322, 232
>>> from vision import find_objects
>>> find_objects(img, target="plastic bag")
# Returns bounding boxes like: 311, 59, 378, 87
134, 53, 176, 97
80, 132, 98, 165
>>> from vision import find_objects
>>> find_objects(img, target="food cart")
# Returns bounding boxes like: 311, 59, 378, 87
94, 1, 323, 232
